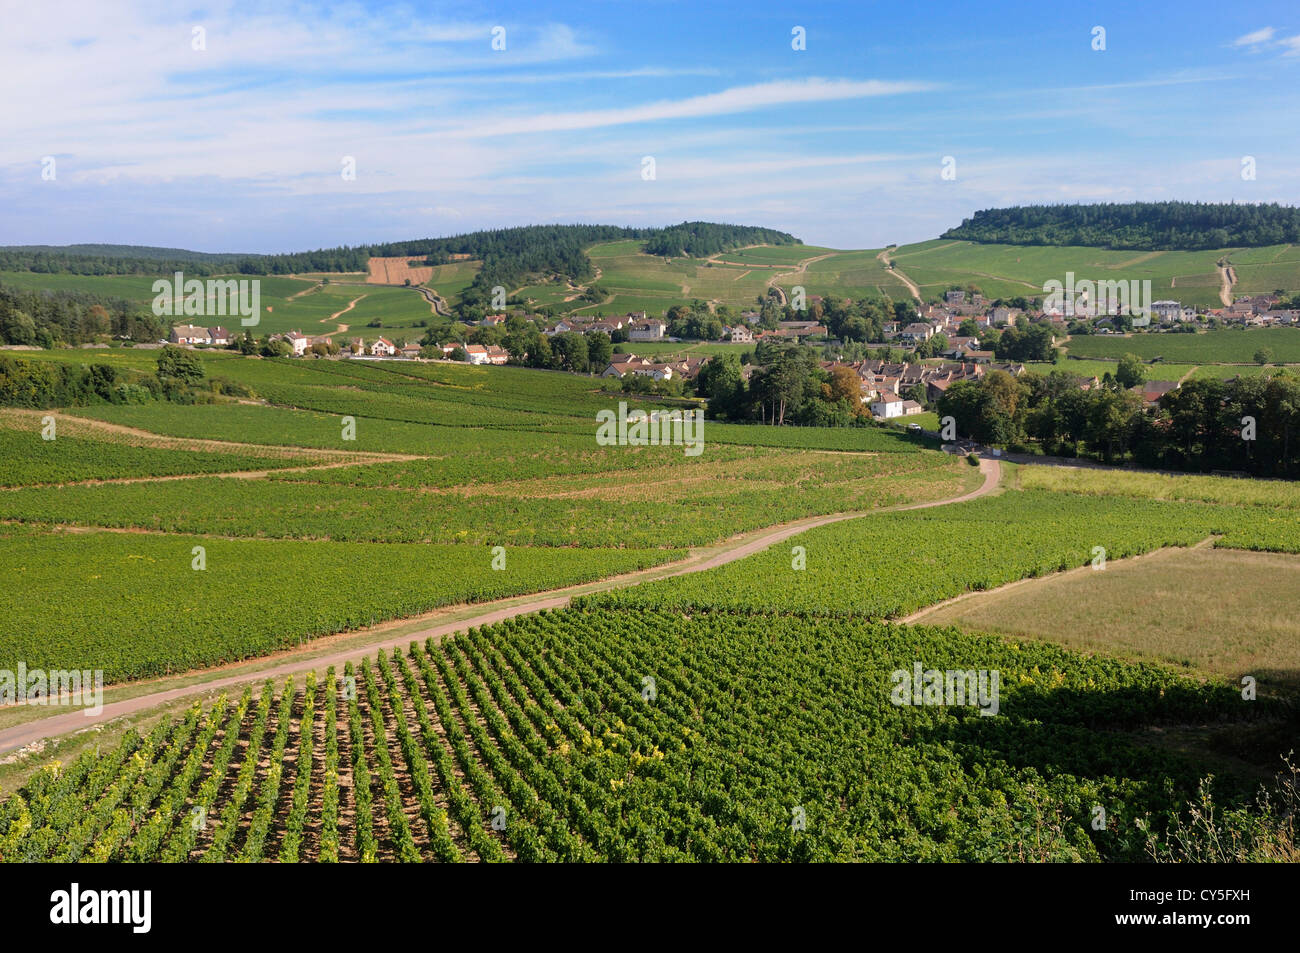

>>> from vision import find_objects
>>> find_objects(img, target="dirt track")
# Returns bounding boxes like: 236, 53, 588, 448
1217, 261, 1236, 307
0, 458, 1000, 755
877, 248, 921, 302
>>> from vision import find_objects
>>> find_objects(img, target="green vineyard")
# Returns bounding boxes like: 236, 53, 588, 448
0, 608, 1274, 863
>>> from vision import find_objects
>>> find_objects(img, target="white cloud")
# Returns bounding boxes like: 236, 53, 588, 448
442, 78, 937, 139
1232, 27, 1276, 47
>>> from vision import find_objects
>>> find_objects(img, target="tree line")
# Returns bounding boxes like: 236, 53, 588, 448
642, 222, 798, 258
943, 201, 1300, 250
0, 282, 168, 347
0, 347, 247, 408
938, 367, 1300, 476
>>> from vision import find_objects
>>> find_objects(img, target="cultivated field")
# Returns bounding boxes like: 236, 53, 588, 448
884, 240, 1230, 308
1063, 327, 1300, 364
1, 338, 1297, 864
0, 613, 1278, 862
366, 256, 433, 286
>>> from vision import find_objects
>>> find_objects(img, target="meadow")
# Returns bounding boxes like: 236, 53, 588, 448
916, 547, 1300, 692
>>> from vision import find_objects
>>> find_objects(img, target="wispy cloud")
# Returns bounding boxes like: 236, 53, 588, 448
1228, 25, 1300, 56
443, 78, 937, 139
1232, 26, 1276, 47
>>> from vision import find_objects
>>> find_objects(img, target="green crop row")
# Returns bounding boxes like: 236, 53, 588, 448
0, 426, 321, 487
0, 451, 963, 547
1, 606, 1276, 861
584, 489, 1299, 617
0, 530, 683, 682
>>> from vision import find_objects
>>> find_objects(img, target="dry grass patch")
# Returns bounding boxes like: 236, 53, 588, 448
918, 547, 1300, 694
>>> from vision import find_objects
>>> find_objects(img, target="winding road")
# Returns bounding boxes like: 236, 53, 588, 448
877, 248, 921, 302
0, 458, 1000, 756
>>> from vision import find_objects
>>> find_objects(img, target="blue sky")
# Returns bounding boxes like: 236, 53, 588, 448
2, 0, 1298, 252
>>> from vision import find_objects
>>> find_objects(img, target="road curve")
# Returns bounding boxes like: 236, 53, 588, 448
0, 458, 1000, 755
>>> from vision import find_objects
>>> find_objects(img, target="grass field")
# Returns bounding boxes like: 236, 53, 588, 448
915, 547, 1300, 693
1014, 463, 1300, 511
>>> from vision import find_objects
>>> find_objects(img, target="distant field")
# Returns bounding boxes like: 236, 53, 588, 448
1224, 243, 1300, 297
366, 256, 432, 286
556, 240, 872, 318
1014, 463, 1300, 514
614, 341, 751, 359
7, 237, 1300, 334
424, 260, 480, 300
886, 239, 1233, 308
0, 271, 161, 299
710, 244, 836, 266
1030, 358, 1201, 381
915, 547, 1300, 694
801, 249, 914, 301
1064, 328, 1300, 363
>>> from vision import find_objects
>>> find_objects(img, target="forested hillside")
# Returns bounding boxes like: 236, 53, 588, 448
0, 222, 798, 286
642, 222, 799, 257
943, 202, 1300, 251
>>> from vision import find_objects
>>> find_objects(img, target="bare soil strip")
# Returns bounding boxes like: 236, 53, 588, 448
326, 294, 368, 322
875, 248, 921, 301
1217, 261, 1236, 307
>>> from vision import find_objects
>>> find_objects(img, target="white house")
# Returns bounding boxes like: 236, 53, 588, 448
370, 337, 397, 357
633, 364, 674, 381
628, 321, 667, 341
870, 391, 905, 419
283, 331, 311, 356
899, 323, 934, 344
1151, 300, 1182, 323
168, 324, 210, 346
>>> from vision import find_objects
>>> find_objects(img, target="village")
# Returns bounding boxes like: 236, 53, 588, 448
162, 286, 1299, 421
